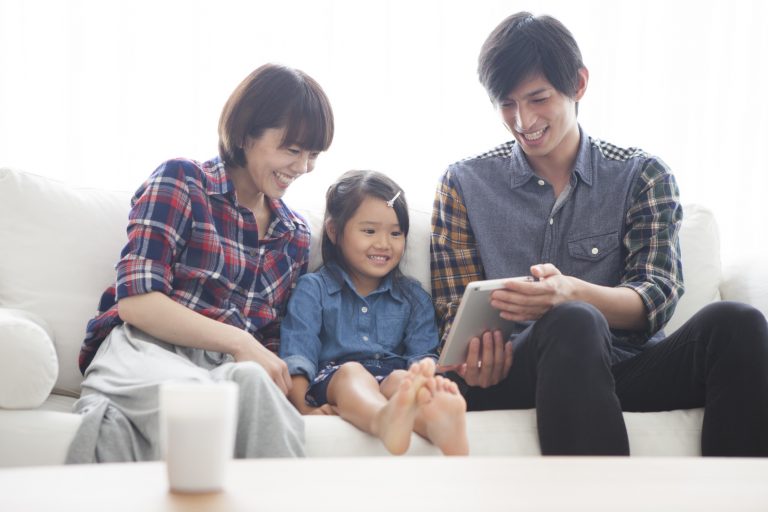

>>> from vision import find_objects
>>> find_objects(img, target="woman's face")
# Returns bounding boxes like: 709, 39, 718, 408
239, 127, 320, 199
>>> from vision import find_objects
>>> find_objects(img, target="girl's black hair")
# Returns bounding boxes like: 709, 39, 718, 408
322, 170, 411, 292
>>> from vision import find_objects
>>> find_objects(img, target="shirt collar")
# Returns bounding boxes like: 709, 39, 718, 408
201, 156, 308, 234
509, 125, 594, 188
320, 262, 403, 301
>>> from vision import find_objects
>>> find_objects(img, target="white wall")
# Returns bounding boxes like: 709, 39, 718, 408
1, 0, 766, 264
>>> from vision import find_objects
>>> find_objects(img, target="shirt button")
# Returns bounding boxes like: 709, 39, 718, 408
361, 306, 368, 314
362, 336, 369, 341
591, 247, 599, 255
549, 218, 554, 225
537, 179, 546, 186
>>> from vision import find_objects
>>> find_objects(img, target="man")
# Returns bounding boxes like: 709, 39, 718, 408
430, 12, 768, 455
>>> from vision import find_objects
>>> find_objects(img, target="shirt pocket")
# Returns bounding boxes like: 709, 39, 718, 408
376, 314, 408, 351
567, 231, 620, 262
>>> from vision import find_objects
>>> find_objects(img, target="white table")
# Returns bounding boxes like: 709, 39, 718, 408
1, 457, 767, 511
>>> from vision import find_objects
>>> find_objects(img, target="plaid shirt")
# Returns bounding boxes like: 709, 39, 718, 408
431, 131, 684, 353
78, 157, 310, 374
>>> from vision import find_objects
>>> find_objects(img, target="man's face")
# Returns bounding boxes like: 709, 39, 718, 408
498, 70, 587, 165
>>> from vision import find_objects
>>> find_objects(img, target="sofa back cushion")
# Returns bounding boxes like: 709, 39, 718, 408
0, 169, 132, 396
0, 168, 721, 396
664, 204, 722, 333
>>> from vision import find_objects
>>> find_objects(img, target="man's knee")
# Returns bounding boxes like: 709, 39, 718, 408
533, 301, 612, 357
704, 302, 768, 361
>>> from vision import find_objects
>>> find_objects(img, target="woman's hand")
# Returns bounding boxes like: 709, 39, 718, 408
456, 329, 513, 388
232, 333, 292, 395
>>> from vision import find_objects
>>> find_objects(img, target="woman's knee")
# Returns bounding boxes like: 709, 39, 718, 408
228, 361, 271, 387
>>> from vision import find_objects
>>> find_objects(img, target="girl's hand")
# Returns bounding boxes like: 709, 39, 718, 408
232, 332, 292, 395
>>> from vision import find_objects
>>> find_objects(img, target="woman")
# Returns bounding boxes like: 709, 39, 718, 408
67, 64, 334, 463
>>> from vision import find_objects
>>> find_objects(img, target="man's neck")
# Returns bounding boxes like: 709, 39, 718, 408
526, 128, 581, 197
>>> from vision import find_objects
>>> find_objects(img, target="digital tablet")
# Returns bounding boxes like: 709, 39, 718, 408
437, 277, 532, 367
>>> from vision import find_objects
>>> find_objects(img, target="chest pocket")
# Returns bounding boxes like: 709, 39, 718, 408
567, 231, 619, 262
376, 314, 408, 351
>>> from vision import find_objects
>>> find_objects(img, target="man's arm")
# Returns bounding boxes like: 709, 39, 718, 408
430, 169, 486, 345
618, 158, 684, 335
430, 170, 515, 384
490, 264, 648, 330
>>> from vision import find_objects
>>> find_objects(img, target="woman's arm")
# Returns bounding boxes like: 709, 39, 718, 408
118, 292, 292, 394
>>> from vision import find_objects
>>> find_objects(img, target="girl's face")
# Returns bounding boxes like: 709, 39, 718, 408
328, 195, 406, 296
237, 127, 320, 200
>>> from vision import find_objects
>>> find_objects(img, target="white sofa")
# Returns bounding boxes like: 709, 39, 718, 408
1, 167, 766, 467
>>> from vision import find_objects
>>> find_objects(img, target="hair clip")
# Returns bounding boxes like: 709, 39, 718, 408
386, 190, 401, 208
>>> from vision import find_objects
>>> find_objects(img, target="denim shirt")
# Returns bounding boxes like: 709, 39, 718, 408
431, 127, 684, 361
280, 263, 440, 381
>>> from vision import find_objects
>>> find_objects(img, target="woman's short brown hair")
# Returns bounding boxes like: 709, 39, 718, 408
218, 64, 335, 167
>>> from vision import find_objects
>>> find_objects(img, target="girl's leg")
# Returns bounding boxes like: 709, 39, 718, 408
381, 360, 469, 455
326, 362, 423, 455
413, 376, 468, 456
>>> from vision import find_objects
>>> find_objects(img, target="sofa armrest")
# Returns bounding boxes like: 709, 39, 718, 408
0, 308, 59, 409
720, 264, 768, 318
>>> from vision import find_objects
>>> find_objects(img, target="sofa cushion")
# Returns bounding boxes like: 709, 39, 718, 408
0, 168, 132, 396
664, 204, 722, 334
0, 309, 58, 408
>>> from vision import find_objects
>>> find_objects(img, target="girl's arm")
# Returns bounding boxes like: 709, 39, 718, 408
401, 282, 442, 365
118, 291, 292, 394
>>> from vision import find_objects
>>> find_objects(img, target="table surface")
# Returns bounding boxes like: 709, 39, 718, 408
1, 456, 767, 511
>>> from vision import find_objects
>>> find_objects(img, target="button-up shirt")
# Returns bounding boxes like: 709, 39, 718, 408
280, 263, 439, 381
78, 156, 310, 373
431, 128, 684, 360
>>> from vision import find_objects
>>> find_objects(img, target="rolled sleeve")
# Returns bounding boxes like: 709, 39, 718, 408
279, 274, 324, 380
115, 162, 193, 300
283, 354, 318, 382
620, 158, 684, 334
401, 281, 441, 366
430, 169, 485, 347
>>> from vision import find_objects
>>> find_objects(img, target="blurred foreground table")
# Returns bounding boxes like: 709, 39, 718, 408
1, 456, 767, 511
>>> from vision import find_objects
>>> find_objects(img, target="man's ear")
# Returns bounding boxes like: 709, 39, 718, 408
574, 67, 589, 101
325, 219, 337, 244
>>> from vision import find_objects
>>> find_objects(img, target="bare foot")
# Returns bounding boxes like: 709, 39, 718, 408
419, 376, 469, 456
371, 375, 427, 455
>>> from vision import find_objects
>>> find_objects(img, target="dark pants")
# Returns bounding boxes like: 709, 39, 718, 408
465, 301, 768, 456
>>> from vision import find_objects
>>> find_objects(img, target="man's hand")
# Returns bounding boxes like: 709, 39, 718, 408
232, 333, 293, 395
490, 264, 576, 322
456, 329, 514, 387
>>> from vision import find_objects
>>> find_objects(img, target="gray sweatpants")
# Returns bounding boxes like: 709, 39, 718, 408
66, 324, 304, 463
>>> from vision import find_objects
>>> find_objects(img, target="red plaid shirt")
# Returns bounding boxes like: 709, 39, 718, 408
78, 157, 310, 374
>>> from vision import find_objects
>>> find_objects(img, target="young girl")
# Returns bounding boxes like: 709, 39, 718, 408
280, 170, 468, 455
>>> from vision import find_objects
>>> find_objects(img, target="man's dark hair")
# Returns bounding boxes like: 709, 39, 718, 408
478, 12, 584, 104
